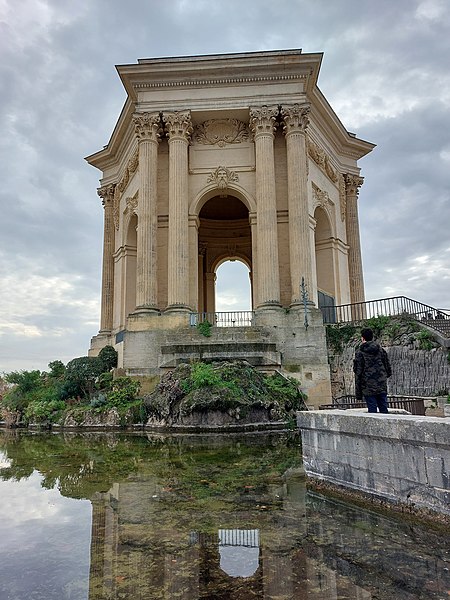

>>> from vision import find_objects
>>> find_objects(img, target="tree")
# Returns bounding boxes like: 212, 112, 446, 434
62, 357, 104, 399
98, 346, 118, 372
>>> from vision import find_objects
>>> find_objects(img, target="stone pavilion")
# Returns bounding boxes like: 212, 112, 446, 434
86, 50, 374, 406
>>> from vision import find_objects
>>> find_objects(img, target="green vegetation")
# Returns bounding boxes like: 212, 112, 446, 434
0, 346, 143, 427
326, 314, 438, 354
196, 319, 212, 337
1, 351, 306, 430
326, 324, 357, 354
145, 360, 308, 424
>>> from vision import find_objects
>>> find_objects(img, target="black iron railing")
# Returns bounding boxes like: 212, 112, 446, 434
321, 296, 450, 336
319, 394, 427, 415
190, 311, 254, 327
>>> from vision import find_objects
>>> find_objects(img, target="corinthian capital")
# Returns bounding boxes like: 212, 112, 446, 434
249, 105, 279, 137
162, 111, 193, 142
97, 184, 116, 206
133, 112, 161, 143
344, 174, 364, 197
281, 103, 310, 135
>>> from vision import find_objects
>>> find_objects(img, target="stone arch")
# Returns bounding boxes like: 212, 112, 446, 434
314, 206, 336, 306
196, 191, 253, 313
190, 182, 256, 217
123, 212, 137, 320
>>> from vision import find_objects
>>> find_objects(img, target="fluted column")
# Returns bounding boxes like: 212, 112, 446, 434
97, 184, 115, 332
344, 174, 365, 304
132, 112, 161, 312
281, 103, 313, 305
163, 111, 193, 310
250, 105, 280, 308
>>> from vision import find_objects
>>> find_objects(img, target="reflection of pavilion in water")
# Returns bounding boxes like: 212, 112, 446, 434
88, 475, 374, 599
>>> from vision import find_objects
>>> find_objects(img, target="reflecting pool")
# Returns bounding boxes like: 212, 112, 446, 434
0, 430, 448, 599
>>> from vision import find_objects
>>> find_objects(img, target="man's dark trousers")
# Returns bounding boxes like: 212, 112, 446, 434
364, 392, 389, 413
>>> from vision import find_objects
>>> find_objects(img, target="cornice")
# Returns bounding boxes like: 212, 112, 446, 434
134, 74, 306, 90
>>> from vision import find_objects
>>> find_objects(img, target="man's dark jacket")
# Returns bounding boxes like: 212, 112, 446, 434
353, 341, 392, 400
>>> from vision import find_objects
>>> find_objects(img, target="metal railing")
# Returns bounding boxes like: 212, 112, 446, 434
190, 311, 255, 327
319, 394, 427, 415
321, 296, 450, 336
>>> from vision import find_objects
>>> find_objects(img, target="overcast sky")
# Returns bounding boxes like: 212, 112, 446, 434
1, 0, 449, 372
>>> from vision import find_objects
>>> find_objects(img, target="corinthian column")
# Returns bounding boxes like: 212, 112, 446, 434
250, 105, 280, 308
281, 103, 313, 306
97, 184, 116, 333
163, 111, 193, 310
132, 112, 161, 312
344, 174, 365, 304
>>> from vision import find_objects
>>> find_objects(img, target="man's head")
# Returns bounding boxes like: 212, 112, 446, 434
360, 327, 374, 342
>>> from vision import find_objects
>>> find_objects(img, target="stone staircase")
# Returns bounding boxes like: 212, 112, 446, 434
159, 326, 282, 369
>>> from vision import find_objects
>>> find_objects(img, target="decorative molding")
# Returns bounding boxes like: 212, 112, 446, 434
307, 139, 338, 183
312, 182, 331, 210
344, 173, 364, 197
134, 74, 307, 90
281, 103, 310, 134
132, 112, 161, 142
207, 166, 239, 197
97, 184, 116, 206
118, 148, 139, 194
162, 111, 193, 141
249, 105, 279, 137
194, 119, 249, 147
339, 174, 347, 221
125, 192, 139, 216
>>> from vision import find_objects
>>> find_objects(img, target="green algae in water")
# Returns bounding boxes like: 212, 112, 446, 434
0, 430, 448, 600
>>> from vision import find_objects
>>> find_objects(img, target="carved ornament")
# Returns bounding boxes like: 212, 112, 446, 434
194, 119, 249, 147
98, 184, 116, 206
312, 182, 331, 210
249, 105, 279, 137
162, 111, 193, 141
207, 166, 239, 198
281, 103, 310, 134
132, 112, 161, 142
344, 173, 364, 197
339, 174, 347, 221
125, 192, 139, 216
118, 148, 139, 194
307, 139, 338, 183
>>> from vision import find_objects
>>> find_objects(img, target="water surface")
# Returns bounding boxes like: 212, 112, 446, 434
0, 430, 448, 599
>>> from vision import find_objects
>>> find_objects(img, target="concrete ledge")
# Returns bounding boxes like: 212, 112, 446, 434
297, 410, 450, 516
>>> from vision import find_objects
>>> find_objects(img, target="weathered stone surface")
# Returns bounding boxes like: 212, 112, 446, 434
297, 410, 450, 516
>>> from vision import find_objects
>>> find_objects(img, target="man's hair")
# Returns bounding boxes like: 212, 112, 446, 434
361, 328, 374, 341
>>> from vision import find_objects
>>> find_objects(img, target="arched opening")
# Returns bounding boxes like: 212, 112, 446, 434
124, 214, 137, 319
314, 207, 336, 311
198, 195, 252, 313
215, 260, 252, 312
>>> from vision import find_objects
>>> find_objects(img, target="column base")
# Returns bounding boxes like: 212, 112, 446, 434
256, 301, 282, 310
164, 303, 191, 314
132, 305, 160, 315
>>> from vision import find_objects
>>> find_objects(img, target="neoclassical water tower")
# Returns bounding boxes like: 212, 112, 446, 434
86, 50, 374, 406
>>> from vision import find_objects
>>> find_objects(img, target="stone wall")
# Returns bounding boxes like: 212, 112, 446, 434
329, 338, 450, 398
297, 410, 450, 516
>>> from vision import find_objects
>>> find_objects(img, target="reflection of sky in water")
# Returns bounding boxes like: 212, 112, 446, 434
0, 467, 92, 600
219, 529, 260, 577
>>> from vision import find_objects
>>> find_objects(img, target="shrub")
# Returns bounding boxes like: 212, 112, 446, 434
98, 346, 118, 372
196, 320, 212, 337
417, 329, 433, 351
63, 357, 104, 399
363, 315, 391, 338
106, 377, 141, 406
326, 324, 357, 354
24, 399, 66, 425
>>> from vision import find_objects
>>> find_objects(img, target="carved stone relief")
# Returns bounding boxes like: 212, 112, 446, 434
312, 182, 332, 210
207, 166, 239, 197
339, 174, 347, 221
194, 119, 249, 147
307, 139, 338, 183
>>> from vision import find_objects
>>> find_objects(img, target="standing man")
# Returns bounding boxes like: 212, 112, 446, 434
354, 327, 392, 413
